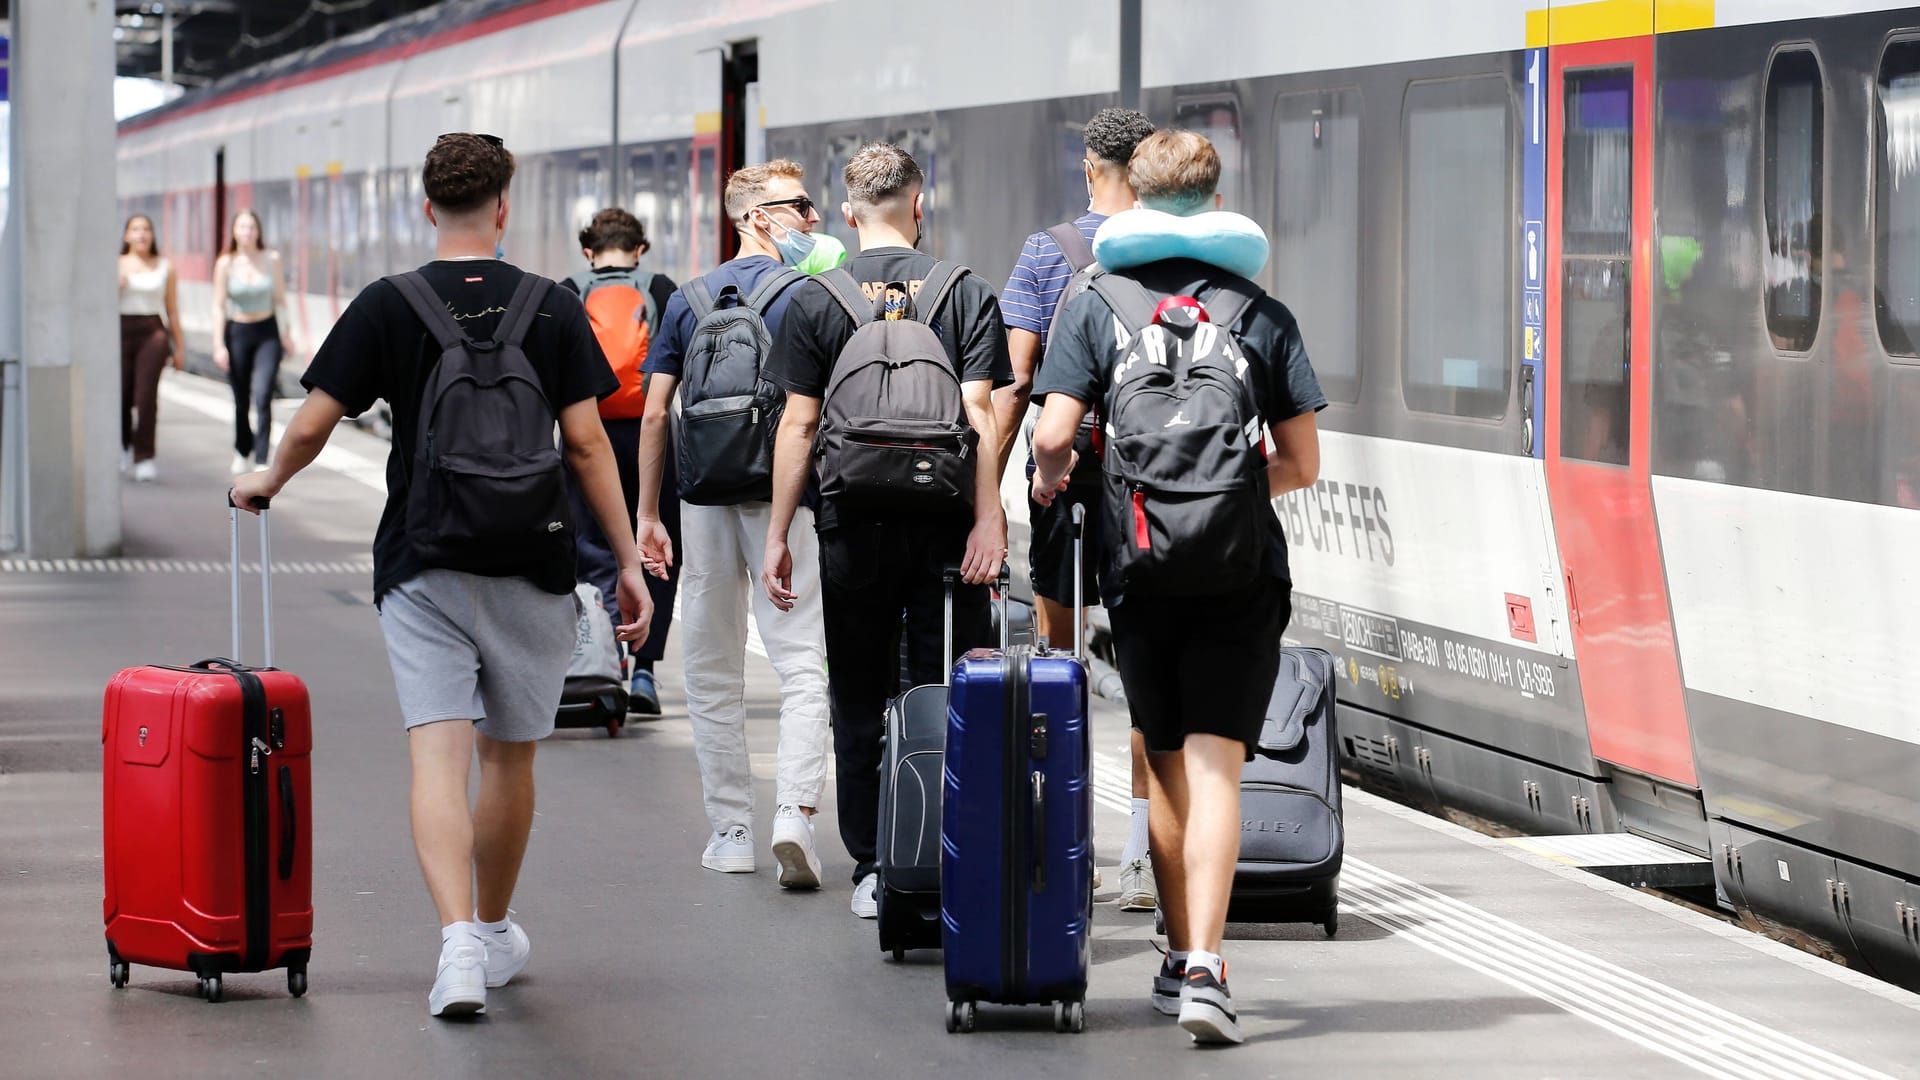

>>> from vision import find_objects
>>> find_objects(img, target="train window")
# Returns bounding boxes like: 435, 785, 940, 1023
1560, 68, 1634, 466
1876, 39, 1920, 358
1176, 97, 1243, 212
1403, 77, 1511, 420
1273, 90, 1359, 402
1765, 49, 1824, 353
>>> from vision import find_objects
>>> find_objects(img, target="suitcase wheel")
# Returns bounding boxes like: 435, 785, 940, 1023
1051, 1000, 1086, 1034
1322, 909, 1339, 938
1154, 907, 1166, 936
605, 717, 623, 738
891, 948, 905, 963
288, 966, 308, 998
944, 1000, 977, 1034
109, 960, 129, 989
198, 974, 223, 1003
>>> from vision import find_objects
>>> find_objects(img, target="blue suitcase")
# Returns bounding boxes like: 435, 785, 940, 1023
941, 508, 1092, 1035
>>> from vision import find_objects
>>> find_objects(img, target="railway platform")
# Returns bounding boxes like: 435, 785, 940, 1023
4, 373, 1919, 1079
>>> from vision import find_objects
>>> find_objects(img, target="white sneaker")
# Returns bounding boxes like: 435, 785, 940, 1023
771, 805, 823, 890
1118, 857, 1158, 911
120, 448, 133, 475
851, 872, 879, 919
132, 460, 158, 483
428, 931, 487, 1017
230, 454, 249, 476
478, 920, 530, 988
702, 825, 756, 873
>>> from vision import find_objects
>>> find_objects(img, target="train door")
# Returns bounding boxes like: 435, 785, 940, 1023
1545, 32, 1695, 786
719, 40, 759, 263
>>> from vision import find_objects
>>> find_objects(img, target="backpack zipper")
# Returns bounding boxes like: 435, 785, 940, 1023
1132, 489, 1150, 550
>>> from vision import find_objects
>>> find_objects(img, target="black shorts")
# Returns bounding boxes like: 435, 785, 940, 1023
1027, 480, 1102, 607
1108, 578, 1290, 758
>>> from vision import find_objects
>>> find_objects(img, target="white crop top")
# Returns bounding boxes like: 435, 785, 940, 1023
120, 258, 170, 317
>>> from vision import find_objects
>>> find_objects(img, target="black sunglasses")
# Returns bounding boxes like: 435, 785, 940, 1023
756, 196, 816, 217
438, 132, 505, 148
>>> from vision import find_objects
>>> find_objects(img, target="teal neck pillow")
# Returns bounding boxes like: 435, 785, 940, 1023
1091, 207, 1269, 280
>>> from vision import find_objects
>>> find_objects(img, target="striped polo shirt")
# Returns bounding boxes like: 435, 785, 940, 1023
1000, 211, 1107, 353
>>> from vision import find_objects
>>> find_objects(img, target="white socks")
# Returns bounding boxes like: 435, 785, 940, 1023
1189, 949, 1224, 978
476, 915, 511, 937
1167, 948, 1190, 968
1120, 798, 1151, 864
441, 921, 483, 952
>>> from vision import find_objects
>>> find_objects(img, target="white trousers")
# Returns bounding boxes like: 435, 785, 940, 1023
678, 501, 831, 833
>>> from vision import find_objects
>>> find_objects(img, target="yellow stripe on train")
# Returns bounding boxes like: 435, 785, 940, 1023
1526, 0, 1714, 48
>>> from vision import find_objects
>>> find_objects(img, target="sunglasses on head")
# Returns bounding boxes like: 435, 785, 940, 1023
438, 132, 505, 148
756, 196, 816, 217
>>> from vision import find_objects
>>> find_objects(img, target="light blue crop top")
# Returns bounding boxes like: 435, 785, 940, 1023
225, 259, 275, 317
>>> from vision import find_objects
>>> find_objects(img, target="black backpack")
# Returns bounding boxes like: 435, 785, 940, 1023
812, 262, 978, 511
1040, 222, 1104, 486
672, 267, 804, 505
387, 270, 572, 574
1091, 271, 1268, 596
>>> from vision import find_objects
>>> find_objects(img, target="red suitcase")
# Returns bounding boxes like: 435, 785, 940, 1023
102, 501, 313, 1002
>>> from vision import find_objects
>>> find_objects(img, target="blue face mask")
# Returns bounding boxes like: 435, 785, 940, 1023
764, 214, 817, 268
494, 239, 506, 261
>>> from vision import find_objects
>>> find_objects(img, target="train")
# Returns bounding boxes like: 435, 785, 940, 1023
117, 0, 1920, 989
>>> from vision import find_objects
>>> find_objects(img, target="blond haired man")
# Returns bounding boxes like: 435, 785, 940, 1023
761, 143, 1011, 920
634, 159, 832, 888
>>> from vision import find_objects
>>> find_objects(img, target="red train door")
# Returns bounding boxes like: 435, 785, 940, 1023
1545, 33, 1696, 786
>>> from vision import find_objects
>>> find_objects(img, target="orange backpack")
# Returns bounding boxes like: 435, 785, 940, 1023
567, 268, 659, 419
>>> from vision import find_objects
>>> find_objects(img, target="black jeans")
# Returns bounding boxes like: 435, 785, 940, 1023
225, 316, 283, 463
818, 516, 993, 881
568, 415, 680, 665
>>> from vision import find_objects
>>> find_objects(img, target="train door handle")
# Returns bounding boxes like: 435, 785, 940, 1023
1564, 571, 1582, 627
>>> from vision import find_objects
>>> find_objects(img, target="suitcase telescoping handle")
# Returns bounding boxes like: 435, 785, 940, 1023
1070, 502, 1086, 662
226, 493, 275, 668
940, 562, 1012, 687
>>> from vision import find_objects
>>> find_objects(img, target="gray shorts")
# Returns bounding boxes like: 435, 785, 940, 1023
378, 569, 579, 742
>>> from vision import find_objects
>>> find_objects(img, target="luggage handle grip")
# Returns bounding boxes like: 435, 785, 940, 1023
1030, 770, 1047, 893
277, 765, 296, 881
1070, 503, 1086, 662
226, 497, 275, 669
940, 563, 1012, 685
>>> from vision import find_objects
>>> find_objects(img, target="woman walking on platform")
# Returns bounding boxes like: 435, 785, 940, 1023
118, 214, 183, 482
212, 209, 294, 475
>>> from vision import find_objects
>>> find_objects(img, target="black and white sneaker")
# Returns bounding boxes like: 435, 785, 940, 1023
1178, 964, 1244, 1045
1151, 955, 1186, 1016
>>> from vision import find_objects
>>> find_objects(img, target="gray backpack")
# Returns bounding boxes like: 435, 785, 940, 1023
387, 270, 572, 574
812, 263, 978, 511
672, 267, 804, 505
1040, 222, 1104, 485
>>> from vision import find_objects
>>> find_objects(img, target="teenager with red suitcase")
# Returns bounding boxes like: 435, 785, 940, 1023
103, 500, 312, 1003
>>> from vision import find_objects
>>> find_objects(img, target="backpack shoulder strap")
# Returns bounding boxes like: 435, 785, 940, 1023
1044, 222, 1095, 273
632, 271, 661, 334
386, 271, 468, 353
913, 261, 968, 328
1088, 272, 1162, 333
814, 268, 868, 325
500, 272, 549, 350
1200, 274, 1262, 334
563, 269, 597, 299
684, 277, 719, 321
745, 267, 805, 313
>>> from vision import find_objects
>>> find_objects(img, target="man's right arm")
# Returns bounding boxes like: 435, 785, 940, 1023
993, 328, 1039, 478
634, 373, 678, 576
763, 392, 821, 612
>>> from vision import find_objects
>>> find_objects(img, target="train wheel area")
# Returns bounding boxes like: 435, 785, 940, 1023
3, 373, 1916, 1077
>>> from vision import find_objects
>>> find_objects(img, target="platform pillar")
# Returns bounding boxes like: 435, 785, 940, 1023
0, 0, 121, 556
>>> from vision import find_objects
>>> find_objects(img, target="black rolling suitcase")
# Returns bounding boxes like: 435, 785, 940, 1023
1160, 646, 1343, 936
877, 571, 1009, 958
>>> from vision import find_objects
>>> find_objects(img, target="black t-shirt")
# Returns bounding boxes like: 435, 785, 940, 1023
1034, 259, 1328, 607
764, 247, 1012, 529
301, 259, 618, 603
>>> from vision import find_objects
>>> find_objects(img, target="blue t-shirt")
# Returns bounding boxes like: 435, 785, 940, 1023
642, 255, 801, 379
1000, 211, 1106, 353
